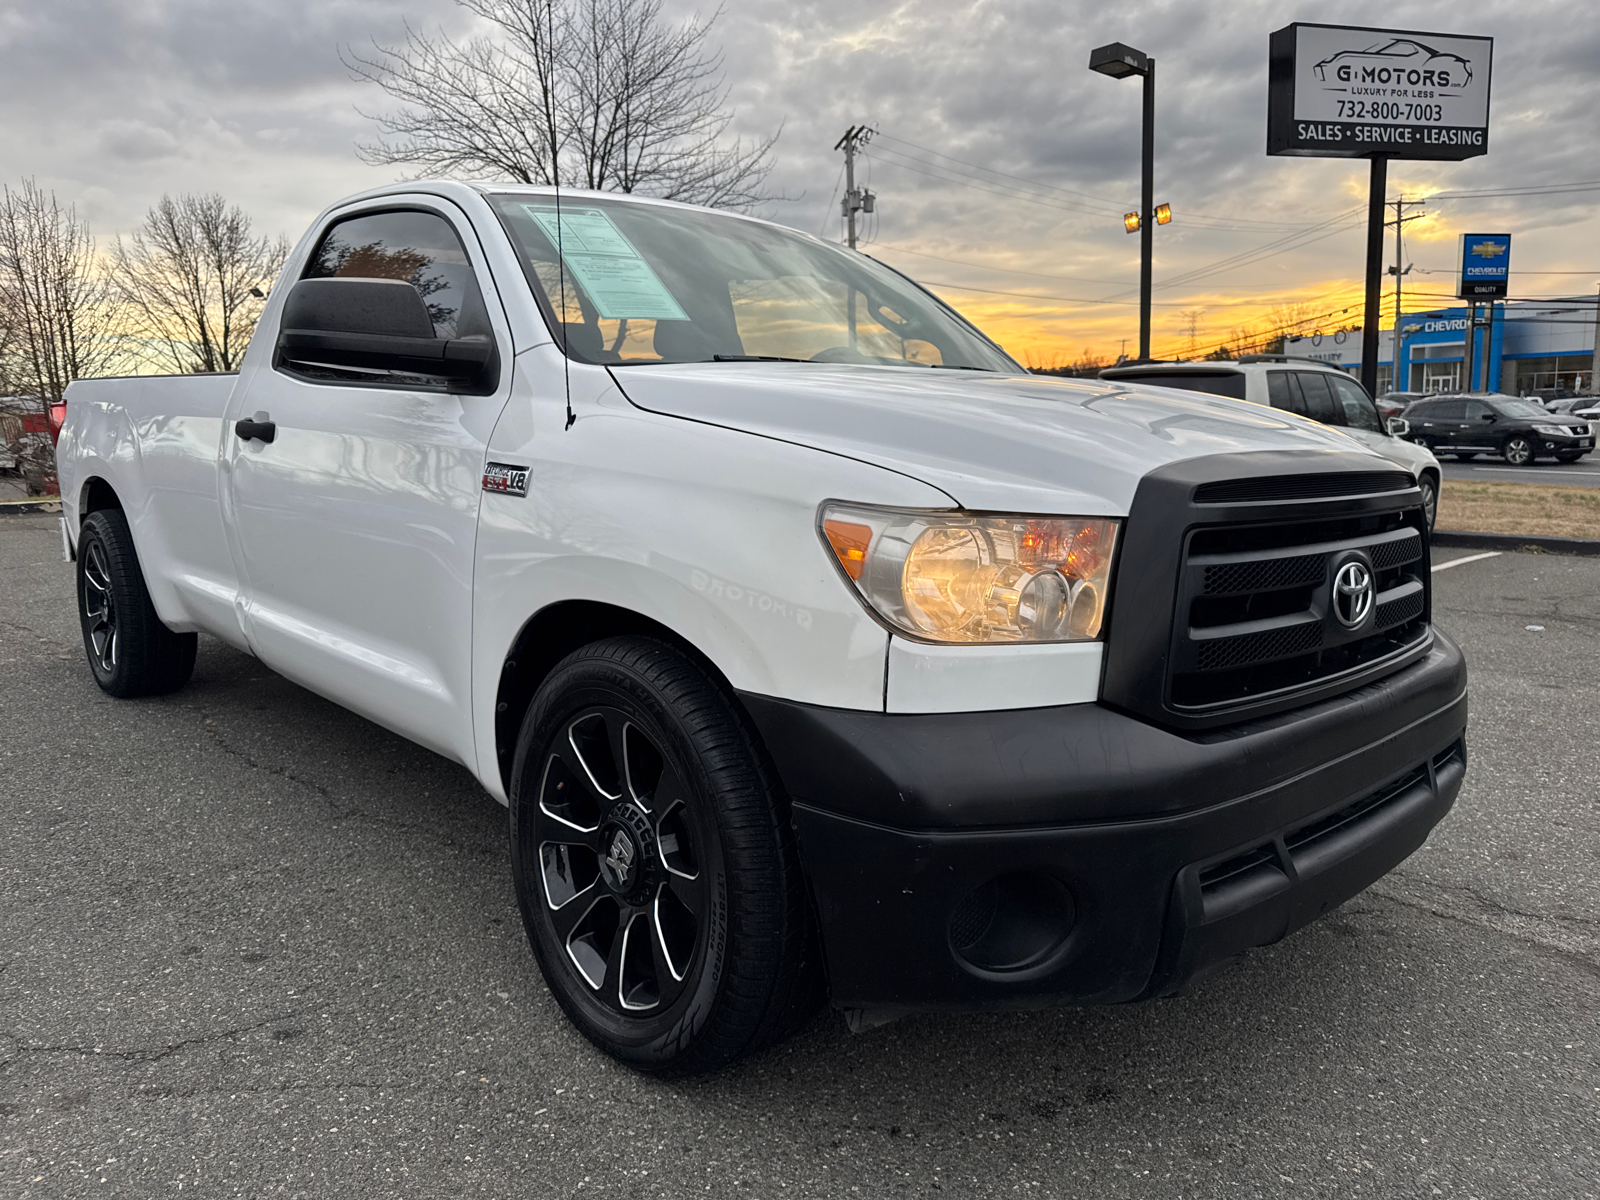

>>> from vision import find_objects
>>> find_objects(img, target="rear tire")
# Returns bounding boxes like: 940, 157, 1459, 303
509, 636, 821, 1076
75, 510, 197, 698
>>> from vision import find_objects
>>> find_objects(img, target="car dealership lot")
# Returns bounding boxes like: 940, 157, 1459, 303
2, 515, 1596, 1199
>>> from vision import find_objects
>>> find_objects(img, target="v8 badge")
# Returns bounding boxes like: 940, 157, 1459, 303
483, 462, 530, 498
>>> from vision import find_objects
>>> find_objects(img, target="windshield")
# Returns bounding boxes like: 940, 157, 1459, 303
1493, 399, 1553, 419
488, 194, 1017, 372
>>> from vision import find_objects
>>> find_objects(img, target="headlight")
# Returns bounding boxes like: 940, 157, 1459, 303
1531, 423, 1568, 437
820, 503, 1120, 643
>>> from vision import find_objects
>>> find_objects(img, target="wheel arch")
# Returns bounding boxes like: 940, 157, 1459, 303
493, 599, 730, 796
79, 475, 124, 523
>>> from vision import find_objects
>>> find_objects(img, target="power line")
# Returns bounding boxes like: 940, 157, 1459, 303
870, 242, 1134, 286
874, 131, 1315, 231
917, 280, 1191, 308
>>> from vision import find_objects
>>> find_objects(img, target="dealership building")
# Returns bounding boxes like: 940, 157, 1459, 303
1285, 295, 1600, 396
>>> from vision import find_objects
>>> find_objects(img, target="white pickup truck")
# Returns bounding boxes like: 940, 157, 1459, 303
57, 182, 1468, 1075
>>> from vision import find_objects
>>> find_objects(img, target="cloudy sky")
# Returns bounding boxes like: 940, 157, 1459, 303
4, 0, 1598, 363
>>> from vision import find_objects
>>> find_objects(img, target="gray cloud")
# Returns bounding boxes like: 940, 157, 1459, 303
4, 0, 1597, 356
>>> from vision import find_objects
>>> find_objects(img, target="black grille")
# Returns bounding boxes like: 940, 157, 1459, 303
1193, 471, 1413, 505
1194, 621, 1322, 671
1371, 530, 1423, 570
1375, 588, 1425, 629
1169, 508, 1430, 712
1099, 451, 1434, 731
1202, 553, 1325, 596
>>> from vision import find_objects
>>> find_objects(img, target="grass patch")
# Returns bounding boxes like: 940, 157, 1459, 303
1437, 480, 1600, 540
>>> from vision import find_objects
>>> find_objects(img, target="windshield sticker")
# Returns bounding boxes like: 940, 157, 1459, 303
523, 206, 689, 321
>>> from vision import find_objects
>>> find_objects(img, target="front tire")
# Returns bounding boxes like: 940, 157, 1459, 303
1418, 474, 1439, 531
76, 510, 197, 698
1501, 437, 1534, 466
509, 637, 819, 1076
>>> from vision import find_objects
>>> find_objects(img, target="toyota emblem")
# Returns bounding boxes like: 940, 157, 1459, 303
1332, 560, 1375, 629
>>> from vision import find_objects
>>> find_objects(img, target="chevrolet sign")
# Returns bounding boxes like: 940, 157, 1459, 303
1457, 233, 1511, 299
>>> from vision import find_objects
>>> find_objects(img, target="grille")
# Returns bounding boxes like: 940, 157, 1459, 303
1199, 765, 1430, 916
1375, 589, 1425, 629
1370, 530, 1423, 570
1194, 621, 1322, 672
1193, 471, 1413, 505
948, 882, 998, 950
1202, 553, 1325, 596
1169, 506, 1430, 712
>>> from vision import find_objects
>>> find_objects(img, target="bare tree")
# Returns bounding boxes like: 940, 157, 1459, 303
110, 194, 289, 375
346, 0, 779, 210
0, 179, 120, 408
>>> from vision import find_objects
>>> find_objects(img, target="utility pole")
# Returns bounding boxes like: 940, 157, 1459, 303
1386, 197, 1426, 391
834, 125, 876, 250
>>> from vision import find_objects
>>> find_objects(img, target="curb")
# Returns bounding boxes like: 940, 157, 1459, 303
0, 498, 62, 515
1433, 528, 1600, 557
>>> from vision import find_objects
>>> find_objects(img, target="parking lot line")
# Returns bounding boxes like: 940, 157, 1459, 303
1432, 551, 1502, 573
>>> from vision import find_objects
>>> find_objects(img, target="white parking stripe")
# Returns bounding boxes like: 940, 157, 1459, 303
1432, 551, 1503, 573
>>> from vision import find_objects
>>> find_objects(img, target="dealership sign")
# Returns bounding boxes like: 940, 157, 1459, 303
1457, 233, 1511, 299
1269, 23, 1493, 159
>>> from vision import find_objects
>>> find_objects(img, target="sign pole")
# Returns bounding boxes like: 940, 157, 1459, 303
1466, 302, 1479, 393
1360, 155, 1388, 396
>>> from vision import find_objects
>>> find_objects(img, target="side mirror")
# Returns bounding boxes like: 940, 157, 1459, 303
1386, 417, 1409, 437
1481, 412, 1496, 422
275, 278, 494, 389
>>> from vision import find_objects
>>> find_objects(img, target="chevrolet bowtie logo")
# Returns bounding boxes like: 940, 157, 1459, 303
1470, 241, 1503, 258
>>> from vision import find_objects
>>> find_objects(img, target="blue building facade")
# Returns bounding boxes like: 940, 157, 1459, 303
1285, 296, 1597, 396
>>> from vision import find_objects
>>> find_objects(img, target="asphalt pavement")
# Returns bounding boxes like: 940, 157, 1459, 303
1439, 456, 1600, 487
3, 514, 1597, 1200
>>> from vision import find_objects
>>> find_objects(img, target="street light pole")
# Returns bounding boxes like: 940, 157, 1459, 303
1139, 58, 1155, 363
1090, 42, 1156, 362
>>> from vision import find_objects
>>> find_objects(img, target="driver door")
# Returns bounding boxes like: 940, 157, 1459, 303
223, 200, 512, 765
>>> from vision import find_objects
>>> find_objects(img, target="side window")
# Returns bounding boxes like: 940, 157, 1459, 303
1266, 371, 1306, 415
1432, 400, 1465, 420
302, 210, 492, 343
1464, 400, 1494, 422
1329, 375, 1383, 432
1293, 372, 1343, 425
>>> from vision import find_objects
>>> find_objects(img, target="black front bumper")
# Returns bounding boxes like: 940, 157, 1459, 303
741, 631, 1468, 1012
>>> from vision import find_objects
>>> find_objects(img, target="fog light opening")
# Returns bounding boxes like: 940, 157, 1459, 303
948, 872, 1076, 973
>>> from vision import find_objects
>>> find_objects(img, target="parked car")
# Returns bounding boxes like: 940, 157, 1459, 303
1377, 390, 1426, 421
55, 182, 1467, 1075
1542, 397, 1595, 416
1529, 387, 1580, 408
1099, 357, 1443, 529
1404, 393, 1595, 464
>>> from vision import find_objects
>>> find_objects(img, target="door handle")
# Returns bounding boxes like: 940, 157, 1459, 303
234, 418, 276, 444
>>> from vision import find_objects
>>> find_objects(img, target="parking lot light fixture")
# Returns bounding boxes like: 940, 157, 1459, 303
1090, 41, 1156, 362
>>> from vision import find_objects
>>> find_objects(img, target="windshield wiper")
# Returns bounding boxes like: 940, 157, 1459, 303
710, 354, 810, 363
928, 363, 989, 371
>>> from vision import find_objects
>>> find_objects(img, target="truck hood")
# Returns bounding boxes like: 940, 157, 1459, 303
609, 362, 1389, 513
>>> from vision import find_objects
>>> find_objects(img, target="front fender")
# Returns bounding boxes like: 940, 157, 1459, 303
468, 354, 953, 798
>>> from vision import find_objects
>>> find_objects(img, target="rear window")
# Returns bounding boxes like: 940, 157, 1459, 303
1120, 372, 1247, 400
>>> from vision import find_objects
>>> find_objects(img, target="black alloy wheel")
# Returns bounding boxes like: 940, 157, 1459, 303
509, 637, 820, 1076
1502, 436, 1534, 466
531, 702, 710, 1016
75, 509, 197, 698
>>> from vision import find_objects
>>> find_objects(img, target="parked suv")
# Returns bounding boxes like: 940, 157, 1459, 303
1100, 357, 1442, 528
1404, 393, 1595, 465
